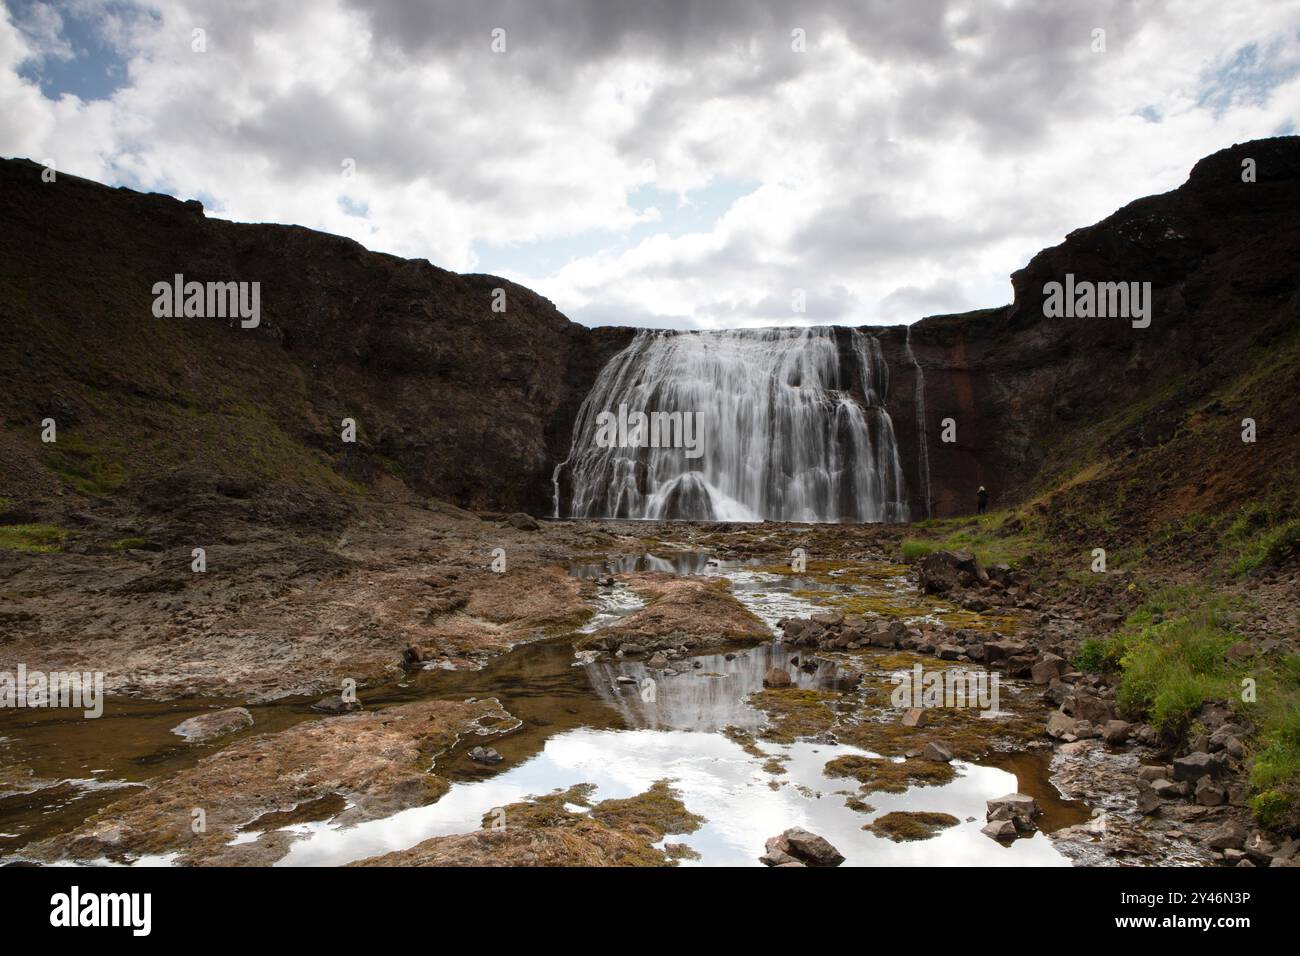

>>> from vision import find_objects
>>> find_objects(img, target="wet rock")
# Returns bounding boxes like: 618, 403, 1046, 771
901, 708, 929, 728
647, 652, 670, 669
311, 694, 363, 715
988, 793, 1040, 821
1136, 781, 1162, 815
981, 819, 1018, 841
469, 746, 503, 765
506, 513, 541, 531
922, 741, 953, 763
618, 643, 646, 656
763, 667, 792, 688
761, 827, 844, 867
171, 707, 254, 745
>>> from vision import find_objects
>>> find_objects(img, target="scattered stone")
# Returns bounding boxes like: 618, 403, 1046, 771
763, 827, 845, 867
1194, 777, 1226, 807
1046, 711, 1080, 739
469, 746, 503, 765
1102, 720, 1132, 745
763, 666, 792, 688
922, 741, 953, 763
1173, 752, 1223, 782
901, 708, 929, 728
1030, 653, 1067, 685
311, 694, 362, 715
1205, 820, 1247, 851
981, 819, 1018, 841
170, 707, 254, 745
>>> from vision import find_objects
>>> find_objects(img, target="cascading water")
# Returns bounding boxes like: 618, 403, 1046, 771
555, 327, 909, 522
903, 323, 932, 519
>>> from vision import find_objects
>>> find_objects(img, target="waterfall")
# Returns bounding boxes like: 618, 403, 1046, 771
904, 323, 931, 519
555, 327, 909, 522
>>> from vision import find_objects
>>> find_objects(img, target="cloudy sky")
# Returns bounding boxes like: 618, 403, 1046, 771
3, 0, 1298, 329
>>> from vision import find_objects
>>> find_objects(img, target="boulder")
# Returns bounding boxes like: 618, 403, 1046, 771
1065, 692, 1115, 724
987, 793, 1040, 821
1205, 820, 1247, 851
917, 550, 989, 595
1030, 653, 1067, 685
1046, 711, 1081, 739
762, 827, 844, 867
1102, 719, 1132, 745
984, 640, 1030, 665
1172, 752, 1224, 782
763, 667, 793, 688
1194, 777, 1226, 807
170, 707, 254, 745
311, 694, 363, 715
981, 819, 1018, 841
469, 746, 503, 765
506, 512, 541, 531
923, 741, 953, 763
901, 708, 929, 728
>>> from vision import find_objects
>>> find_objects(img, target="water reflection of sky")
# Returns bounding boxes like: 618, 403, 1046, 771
277, 644, 1073, 867
277, 727, 1070, 867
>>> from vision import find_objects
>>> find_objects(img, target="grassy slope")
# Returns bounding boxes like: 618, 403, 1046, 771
899, 320, 1300, 834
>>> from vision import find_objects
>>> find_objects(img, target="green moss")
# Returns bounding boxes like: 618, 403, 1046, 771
44, 437, 125, 495
590, 780, 704, 839
823, 755, 956, 794
868, 810, 960, 842
485, 784, 597, 830
748, 688, 841, 743
111, 536, 150, 551
0, 523, 70, 553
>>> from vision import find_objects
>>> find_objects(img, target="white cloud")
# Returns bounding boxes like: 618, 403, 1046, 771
1, 0, 1298, 328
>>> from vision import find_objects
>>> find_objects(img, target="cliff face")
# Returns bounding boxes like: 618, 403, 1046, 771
0, 158, 633, 514
878, 136, 1300, 522
2, 137, 1297, 526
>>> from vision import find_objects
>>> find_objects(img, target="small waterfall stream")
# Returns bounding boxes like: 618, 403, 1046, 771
903, 323, 932, 519
556, 327, 909, 522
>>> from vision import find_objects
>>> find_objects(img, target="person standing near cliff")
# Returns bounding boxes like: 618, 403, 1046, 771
977, 485, 989, 515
